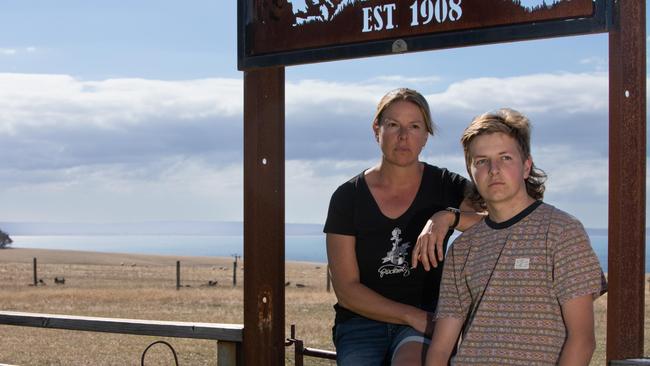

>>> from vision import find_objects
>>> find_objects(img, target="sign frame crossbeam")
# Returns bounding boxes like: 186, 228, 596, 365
238, 0, 609, 70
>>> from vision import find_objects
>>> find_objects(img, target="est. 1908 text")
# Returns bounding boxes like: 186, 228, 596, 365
362, 0, 463, 33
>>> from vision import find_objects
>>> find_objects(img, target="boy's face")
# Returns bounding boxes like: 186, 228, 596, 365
468, 132, 532, 208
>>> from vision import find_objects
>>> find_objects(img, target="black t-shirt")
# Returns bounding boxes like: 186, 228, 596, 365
324, 163, 468, 324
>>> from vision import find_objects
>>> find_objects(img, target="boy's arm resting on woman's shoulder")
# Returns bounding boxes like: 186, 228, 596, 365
412, 198, 485, 271
425, 317, 463, 366
326, 233, 432, 334
558, 294, 597, 366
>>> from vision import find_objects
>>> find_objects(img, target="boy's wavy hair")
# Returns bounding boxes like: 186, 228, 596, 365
461, 108, 547, 209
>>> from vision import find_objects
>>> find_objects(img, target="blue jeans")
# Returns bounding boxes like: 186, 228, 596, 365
333, 317, 429, 365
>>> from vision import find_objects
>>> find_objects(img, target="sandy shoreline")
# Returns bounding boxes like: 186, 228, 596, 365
0, 247, 230, 266
0, 247, 326, 267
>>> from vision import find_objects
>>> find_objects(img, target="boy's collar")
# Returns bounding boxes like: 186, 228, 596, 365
485, 200, 543, 230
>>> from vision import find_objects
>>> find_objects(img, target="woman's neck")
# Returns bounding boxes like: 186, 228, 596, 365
369, 160, 423, 187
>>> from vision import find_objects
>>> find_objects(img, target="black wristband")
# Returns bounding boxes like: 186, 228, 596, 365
445, 207, 461, 229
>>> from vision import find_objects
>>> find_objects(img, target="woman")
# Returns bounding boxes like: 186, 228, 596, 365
324, 88, 479, 365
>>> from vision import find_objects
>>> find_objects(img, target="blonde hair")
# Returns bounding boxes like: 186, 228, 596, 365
461, 108, 546, 208
373, 88, 437, 135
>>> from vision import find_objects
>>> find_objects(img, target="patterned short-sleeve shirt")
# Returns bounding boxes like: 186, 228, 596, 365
436, 201, 607, 365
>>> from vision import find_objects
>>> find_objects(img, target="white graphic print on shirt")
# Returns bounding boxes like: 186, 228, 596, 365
379, 227, 411, 278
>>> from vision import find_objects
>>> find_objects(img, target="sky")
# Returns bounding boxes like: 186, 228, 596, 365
0, 1, 646, 229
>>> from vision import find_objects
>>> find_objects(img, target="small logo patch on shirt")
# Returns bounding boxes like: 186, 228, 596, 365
514, 258, 530, 270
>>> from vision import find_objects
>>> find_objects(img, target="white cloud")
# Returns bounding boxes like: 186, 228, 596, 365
0, 71, 618, 226
537, 145, 608, 196
0, 71, 608, 144
0, 47, 36, 56
0, 74, 242, 133
0, 158, 243, 222
286, 79, 380, 117
525, 146, 608, 226
285, 159, 370, 223
534, 145, 609, 226
579, 57, 607, 71
429, 72, 608, 115
580, 57, 602, 65
371, 75, 442, 85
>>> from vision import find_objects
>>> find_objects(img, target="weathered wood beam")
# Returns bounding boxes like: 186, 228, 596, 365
607, 0, 646, 362
243, 66, 286, 366
0, 310, 243, 341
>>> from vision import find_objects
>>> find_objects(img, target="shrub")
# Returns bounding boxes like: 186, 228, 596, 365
0, 229, 13, 249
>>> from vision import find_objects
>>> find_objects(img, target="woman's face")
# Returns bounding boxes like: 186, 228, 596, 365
373, 100, 429, 167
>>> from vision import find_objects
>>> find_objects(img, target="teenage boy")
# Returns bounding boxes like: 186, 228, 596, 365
426, 108, 607, 366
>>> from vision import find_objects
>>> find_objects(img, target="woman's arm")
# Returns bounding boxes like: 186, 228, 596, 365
327, 233, 433, 334
411, 198, 484, 271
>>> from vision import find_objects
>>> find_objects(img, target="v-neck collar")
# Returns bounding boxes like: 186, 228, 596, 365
361, 164, 428, 221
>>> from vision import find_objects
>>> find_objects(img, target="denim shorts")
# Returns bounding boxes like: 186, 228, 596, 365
333, 317, 430, 365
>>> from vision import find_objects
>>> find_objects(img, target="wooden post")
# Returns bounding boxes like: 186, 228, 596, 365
293, 339, 304, 366
326, 265, 331, 293
243, 67, 285, 366
217, 341, 242, 365
607, 0, 646, 362
290, 324, 304, 366
233, 254, 240, 287
176, 261, 181, 290
33, 257, 37, 286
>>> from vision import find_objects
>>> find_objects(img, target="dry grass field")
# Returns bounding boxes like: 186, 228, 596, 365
0, 248, 336, 365
0, 248, 646, 365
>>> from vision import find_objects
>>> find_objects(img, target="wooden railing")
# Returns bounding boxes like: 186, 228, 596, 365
0, 311, 341, 365
0, 310, 243, 365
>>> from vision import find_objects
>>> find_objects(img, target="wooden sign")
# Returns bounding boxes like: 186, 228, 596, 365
239, 0, 608, 68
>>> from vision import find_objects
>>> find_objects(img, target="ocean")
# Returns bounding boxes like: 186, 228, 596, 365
7, 233, 648, 272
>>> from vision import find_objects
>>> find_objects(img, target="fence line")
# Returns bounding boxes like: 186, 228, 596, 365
26, 257, 245, 289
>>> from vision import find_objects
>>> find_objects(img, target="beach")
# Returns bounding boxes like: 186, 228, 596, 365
0, 248, 644, 365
